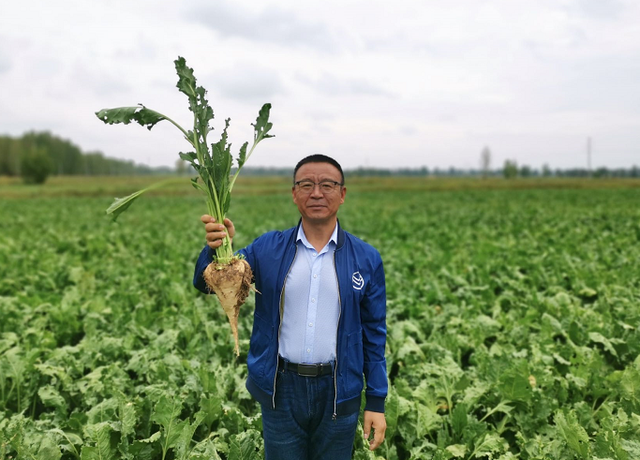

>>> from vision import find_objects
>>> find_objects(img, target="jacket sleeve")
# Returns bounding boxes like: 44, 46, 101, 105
360, 254, 388, 412
193, 245, 215, 293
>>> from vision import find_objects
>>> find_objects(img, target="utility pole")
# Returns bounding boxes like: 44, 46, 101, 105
587, 137, 592, 177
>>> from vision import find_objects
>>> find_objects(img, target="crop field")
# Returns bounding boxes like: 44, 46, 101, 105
1, 177, 639, 459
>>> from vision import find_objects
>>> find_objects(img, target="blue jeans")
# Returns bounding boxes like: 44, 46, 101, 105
261, 368, 359, 460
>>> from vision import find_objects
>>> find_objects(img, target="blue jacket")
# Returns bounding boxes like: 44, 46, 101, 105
194, 220, 387, 416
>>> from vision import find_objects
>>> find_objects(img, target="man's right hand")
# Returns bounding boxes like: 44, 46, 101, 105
201, 215, 235, 250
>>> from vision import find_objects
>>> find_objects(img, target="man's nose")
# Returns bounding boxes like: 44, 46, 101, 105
310, 184, 324, 196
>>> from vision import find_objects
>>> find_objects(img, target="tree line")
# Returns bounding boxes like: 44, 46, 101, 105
0, 131, 170, 183
347, 164, 640, 178
2, 132, 638, 184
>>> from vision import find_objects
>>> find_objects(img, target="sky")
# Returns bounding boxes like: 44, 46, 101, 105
1, 0, 639, 171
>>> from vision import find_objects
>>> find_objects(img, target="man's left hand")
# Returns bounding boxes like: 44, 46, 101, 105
363, 410, 386, 451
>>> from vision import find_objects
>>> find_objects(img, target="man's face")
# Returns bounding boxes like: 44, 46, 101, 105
292, 162, 346, 225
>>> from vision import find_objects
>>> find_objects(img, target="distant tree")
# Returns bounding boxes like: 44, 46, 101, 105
503, 160, 518, 179
20, 145, 53, 184
175, 159, 188, 175
22, 131, 84, 175
520, 165, 532, 177
542, 164, 552, 177
0, 136, 19, 176
593, 167, 610, 178
480, 146, 491, 178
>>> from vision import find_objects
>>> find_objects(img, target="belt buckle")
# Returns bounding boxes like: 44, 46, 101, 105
297, 363, 319, 377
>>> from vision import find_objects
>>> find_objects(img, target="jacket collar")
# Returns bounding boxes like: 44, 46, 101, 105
293, 218, 345, 250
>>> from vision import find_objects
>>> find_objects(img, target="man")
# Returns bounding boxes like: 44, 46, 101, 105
194, 154, 387, 459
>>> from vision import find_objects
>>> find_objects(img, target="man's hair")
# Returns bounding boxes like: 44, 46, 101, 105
293, 154, 345, 184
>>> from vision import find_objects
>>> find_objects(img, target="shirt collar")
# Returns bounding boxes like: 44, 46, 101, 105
297, 223, 338, 252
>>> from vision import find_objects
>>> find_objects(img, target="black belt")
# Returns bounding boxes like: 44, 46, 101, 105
278, 358, 333, 377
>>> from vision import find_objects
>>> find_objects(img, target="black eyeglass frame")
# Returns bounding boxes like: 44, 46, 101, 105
294, 180, 344, 193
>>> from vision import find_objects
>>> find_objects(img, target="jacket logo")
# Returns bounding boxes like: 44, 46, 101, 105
352, 271, 364, 290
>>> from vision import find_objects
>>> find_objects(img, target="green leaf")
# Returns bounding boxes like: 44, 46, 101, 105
175, 411, 206, 460
95, 423, 114, 460
95, 106, 166, 131
589, 332, 619, 357
50, 428, 83, 457
139, 432, 162, 444
211, 118, 233, 214
152, 395, 182, 427
384, 386, 400, 442
451, 403, 467, 437
221, 192, 231, 218
82, 423, 115, 460
200, 394, 223, 432
445, 444, 466, 458
151, 395, 185, 455
191, 177, 207, 194
189, 438, 223, 460
179, 151, 197, 163
228, 429, 263, 460
620, 366, 640, 405
473, 432, 507, 458
237, 142, 249, 170
119, 401, 137, 437
106, 188, 151, 221
37, 434, 62, 460
594, 428, 628, 460
81, 447, 106, 460
498, 366, 532, 403
38, 385, 67, 412
578, 287, 597, 298
126, 441, 156, 460
621, 439, 640, 458
555, 410, 590, 458
105, 178, 186, 220
252, 103, 274, 142
174, 56, 214, 147
174, 57, 197, 98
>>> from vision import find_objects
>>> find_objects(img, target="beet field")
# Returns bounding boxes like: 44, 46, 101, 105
1, 177, 639, 459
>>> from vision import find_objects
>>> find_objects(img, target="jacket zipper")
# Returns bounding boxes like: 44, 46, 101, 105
272, 245, 298, 409
332, 250, 342, 420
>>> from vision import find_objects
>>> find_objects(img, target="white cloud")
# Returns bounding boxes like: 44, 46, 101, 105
0, 49, 10, 74
295, 72, 394, 98
185, 1, 339, 52
0, 0, 638, 170
205, 62, 286, 102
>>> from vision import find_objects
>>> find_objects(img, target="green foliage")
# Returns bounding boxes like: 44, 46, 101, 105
1, 186, 640, 458
95, 57, 274, 264
20, 145, 53, 184
503, 159, 518, 179
0, 131, 160, 177
555, 410, 590, 458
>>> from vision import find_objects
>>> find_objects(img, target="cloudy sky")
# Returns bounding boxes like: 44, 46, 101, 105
1, 0, 639, 170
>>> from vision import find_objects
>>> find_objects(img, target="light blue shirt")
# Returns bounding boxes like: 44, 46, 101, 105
279, 224, 340, 364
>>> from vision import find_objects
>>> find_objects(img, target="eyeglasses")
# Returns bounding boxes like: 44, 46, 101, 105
294, 180, 343, 194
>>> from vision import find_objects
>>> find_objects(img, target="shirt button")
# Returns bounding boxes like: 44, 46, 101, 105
313, 274, 318, 279
312, 253, 317, 257
307, 348, 311, 353
309, 322, 313, 327
311, 298, 316, 303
